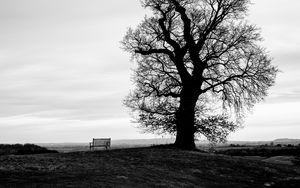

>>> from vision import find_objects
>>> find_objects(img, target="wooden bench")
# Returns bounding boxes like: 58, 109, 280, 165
89, 138, 111, 150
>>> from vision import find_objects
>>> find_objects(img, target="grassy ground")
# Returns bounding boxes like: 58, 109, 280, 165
0, 146, 299, 187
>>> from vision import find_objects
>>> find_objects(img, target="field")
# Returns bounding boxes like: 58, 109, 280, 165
0, 144, 300, 187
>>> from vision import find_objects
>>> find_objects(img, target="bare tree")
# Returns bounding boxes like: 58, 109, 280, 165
122, 0, 278, 149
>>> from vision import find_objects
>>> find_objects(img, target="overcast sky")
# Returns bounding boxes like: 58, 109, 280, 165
0, 0, 299, 143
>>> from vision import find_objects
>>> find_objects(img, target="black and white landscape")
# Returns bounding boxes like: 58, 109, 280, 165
0, 0, 299, 187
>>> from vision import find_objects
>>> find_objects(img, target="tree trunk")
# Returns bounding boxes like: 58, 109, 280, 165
174, 88, 199, 150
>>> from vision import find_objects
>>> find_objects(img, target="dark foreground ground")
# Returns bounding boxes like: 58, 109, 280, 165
0, 146, 300, 188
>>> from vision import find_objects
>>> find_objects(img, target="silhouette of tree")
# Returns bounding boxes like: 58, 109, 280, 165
122, 0, 278, 149
124, 93, 238, 144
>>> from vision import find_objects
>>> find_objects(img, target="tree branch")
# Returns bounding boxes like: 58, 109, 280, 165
135, 48, 175, 61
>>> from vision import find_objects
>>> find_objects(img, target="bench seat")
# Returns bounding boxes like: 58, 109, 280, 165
89, 138, 111, 150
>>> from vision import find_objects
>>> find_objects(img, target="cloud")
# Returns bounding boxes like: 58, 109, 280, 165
0, 64, 130, 119
0, 0, 299, 142
250, 0, 300, 56
0, 115, 151, 143
230, 102, 300, 141
0, 0, 139, 123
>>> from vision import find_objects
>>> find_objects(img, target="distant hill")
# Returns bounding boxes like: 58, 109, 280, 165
273, 138, 300, 145
112, 138, 175, 147
36, 138, 300, 153
223, 139, 300, 146
37, 138, 177, 152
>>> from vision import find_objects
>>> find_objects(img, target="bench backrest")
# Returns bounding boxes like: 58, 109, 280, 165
93, 138, 111, 146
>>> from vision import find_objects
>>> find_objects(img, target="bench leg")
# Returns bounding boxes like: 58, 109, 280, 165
90, 144, 94, 151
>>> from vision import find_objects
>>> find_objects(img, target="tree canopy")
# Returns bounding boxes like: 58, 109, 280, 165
122, 0, 278, 149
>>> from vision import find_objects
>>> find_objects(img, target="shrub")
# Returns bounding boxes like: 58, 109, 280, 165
0, 144, 58, 155
216, 146, 300, 157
